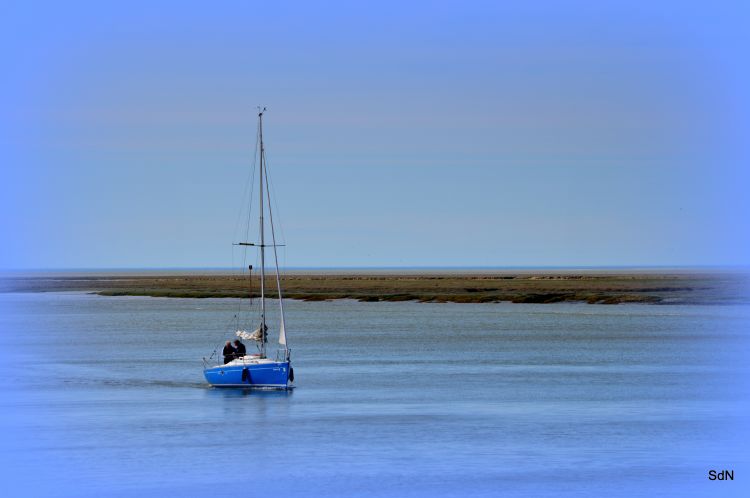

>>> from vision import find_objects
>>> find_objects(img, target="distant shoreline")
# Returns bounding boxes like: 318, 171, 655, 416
2, 270, 747, 305
3, 265, 747, 274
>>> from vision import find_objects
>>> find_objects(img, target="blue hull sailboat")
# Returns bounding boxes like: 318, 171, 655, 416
203, 356, 292, 388
203, 108, 294, 389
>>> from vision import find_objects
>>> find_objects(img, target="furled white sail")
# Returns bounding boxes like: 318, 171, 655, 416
278, 319, 286, 345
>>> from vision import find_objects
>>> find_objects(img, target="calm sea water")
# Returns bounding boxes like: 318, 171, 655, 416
0, 292, 748, 497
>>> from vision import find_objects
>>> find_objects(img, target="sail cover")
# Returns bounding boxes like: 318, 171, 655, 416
236, 329, 263, 342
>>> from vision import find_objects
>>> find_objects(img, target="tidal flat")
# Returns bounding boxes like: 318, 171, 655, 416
2, 269, 746, 305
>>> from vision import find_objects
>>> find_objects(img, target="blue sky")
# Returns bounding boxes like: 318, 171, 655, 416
2, 1, 749, 268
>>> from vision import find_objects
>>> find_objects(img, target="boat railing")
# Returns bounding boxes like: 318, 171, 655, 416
275, 349, 291, 362
203, 351, 289, 368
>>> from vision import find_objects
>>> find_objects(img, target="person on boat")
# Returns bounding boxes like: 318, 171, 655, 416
233, 339, 247, 358
222, 341, 236, 364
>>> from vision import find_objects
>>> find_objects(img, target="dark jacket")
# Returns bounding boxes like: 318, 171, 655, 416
222, 344, 237, 364
234, 342, 247, 357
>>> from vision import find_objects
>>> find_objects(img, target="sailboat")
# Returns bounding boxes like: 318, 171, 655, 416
203, 108, 293, 389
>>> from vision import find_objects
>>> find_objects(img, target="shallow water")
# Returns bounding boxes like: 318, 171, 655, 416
0, 293, 748, 497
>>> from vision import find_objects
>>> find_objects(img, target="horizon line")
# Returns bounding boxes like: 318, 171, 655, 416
3, 264, 750, 273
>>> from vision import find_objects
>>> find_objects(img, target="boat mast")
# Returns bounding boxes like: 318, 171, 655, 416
258, 108, 267, 358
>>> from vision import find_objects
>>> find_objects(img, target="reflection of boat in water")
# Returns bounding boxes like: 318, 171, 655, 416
203, 108, 293, 389
205, 383, 294, 399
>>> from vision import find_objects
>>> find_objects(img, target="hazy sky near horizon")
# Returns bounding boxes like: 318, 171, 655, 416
2, 1, 749, 269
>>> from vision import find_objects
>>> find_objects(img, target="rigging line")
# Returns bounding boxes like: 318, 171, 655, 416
237, 121, 261, 321
241, 247, 261, 324
244, 249, 261, 330
243, 121, 260, 245
232, 120, 260, 248
264, 150, 288, 348
264, 158, 287, 291
261, 153, 287, 247
260, 151, 288, 304
232, 244, 240, 320
238, 245, 247, 319
210, 311, 240, 363
208, 342, 221, 361
225, 314, 238, 335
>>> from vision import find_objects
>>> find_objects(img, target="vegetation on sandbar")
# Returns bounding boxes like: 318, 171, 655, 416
3, 271, 735, 305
